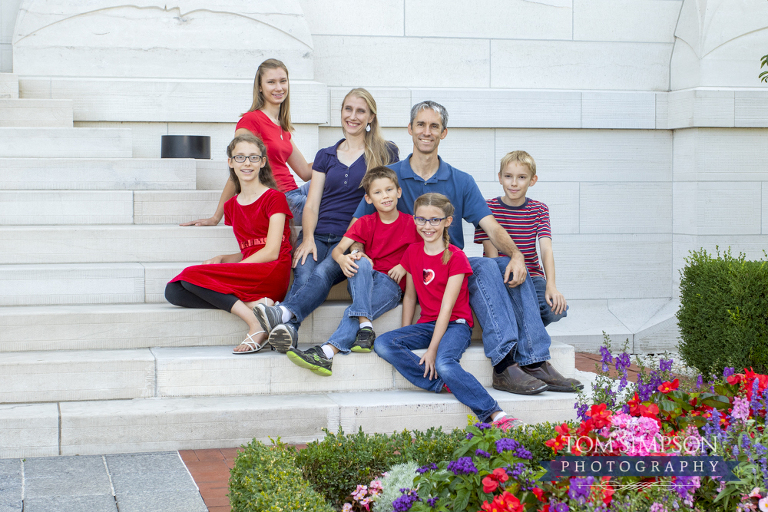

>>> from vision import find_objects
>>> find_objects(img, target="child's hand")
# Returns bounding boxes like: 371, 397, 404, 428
387, 264, 406, 284
338, 254, 360, 278
420, 348, 438, 380
203, 255, 223, 265
545, 283, 567, 315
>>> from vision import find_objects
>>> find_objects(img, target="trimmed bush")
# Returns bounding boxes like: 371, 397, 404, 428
294, 427, 464, 509
677, 248, 768, 376
229, 439, 334, 512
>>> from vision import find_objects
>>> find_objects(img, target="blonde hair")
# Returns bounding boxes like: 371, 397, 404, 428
342, 88, 397, 171
414, 193, 455, 265
499, 150, 536, 176
242, 58, 293, 132
360, 166, 399, 194
226, 133, 278, 195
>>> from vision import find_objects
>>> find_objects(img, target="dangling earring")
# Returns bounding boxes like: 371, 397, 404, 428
366, 123, 371, 132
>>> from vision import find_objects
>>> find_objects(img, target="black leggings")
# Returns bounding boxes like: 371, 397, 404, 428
165, 281, 239, 312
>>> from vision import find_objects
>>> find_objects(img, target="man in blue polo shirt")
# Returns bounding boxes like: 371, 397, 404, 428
352, 101, 582, 397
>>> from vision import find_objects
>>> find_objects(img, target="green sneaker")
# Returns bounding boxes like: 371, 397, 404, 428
286, 346, 332, 377
350, 327, 376, 353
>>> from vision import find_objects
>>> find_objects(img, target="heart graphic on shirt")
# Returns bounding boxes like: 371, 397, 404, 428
423, 269, 435, 285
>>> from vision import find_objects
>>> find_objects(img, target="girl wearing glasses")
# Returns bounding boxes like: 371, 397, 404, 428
166, 134, 294, 354
183, 58, 313, 226
374, 193, 508, 424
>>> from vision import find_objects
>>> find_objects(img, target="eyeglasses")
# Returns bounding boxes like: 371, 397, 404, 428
233, 155, 264, 163
414, 216, 447, 226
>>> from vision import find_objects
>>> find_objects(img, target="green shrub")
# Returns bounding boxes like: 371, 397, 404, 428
677, 248, 768, 376
229, 439, 334, 512
505, 421, 569, 466
373, 461, 419, 512
294, 427, 463, 509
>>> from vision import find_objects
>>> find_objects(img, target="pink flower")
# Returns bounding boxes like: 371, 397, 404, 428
342, 503, 353, 512
750, 488, 763, 498
759, 496, 768, 512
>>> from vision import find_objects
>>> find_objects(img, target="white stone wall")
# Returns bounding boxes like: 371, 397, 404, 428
0, 0, 23, 72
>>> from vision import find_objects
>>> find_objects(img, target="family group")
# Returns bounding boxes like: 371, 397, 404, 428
165, 58, 583, 424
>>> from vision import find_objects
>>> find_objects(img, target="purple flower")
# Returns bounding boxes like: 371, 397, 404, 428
568, 476, 594, 502
495, 438, 532, 459
507, 462, 526, 479
475, 449, 491, 458
416, 463, 438, 474
552, 502, 570, 512
671, 476, 700, 499
447, 457, 478, 475
426, 496, 439, 508
659, 358, 673, 372
575, 403, 589, 421
600, 346, 613, 372
615, 353, 631, 372
474, 422, 492, 431
393, 489, 420, 512
466, 432, 474, 440
723, 367, 735, 379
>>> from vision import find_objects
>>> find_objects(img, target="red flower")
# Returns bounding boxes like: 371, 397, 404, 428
657, 379, 679, 393
554, 423, 571, 437
727, 374, 744, 386
601, 477, 614, 505
587, 403, 612, 429
545, 435, 567, 453
478, 491, 523, 512
532, 487, 545, 502
482, 467, 510, 493
539, 506, 550, 512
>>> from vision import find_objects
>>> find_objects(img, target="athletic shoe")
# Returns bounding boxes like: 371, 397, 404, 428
350, 327, 376, 353
253, 304, 284, 334
286, 346, 332, 377
268, 323, 298, 354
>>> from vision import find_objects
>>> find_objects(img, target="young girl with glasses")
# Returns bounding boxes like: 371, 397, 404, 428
183, 58, 313, 226
166, 133, 294, 354
374, 193, 511, 424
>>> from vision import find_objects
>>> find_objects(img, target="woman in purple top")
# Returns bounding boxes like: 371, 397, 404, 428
289, 88, 399, 291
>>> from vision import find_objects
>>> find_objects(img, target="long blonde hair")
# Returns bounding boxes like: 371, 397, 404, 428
243, 58, 293, 132
414, 193, 455, 265
342, 88, 397, 171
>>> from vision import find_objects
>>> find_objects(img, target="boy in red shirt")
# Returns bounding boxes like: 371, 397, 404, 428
286, 166, 419, 376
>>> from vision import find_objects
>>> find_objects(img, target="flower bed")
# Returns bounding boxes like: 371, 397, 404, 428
230, 340, 768, 511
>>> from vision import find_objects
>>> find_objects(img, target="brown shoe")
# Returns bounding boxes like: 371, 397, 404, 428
492, 363, 548, 395
521, 361, 584, 392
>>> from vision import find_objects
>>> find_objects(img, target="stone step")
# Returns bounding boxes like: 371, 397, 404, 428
0, 99, 74, 127
0, 343, 576, 405
0, 371, 594, 457
0, 73, 19, 99
0, 128, 132, 158
0, 190, 219, 225
0, 158, 196, 190
0, 226, 238, 264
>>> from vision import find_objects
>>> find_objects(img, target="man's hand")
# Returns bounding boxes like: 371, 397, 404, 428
293, 238, 318, 267
503, 252, 527, 288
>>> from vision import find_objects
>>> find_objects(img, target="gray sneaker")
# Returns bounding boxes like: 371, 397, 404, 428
287, 346, 332, 377
268, 323, 298, 354
253, 304, 284, 333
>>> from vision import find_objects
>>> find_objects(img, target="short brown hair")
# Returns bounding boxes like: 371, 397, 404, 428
499, 150, 536, 176
360, 166, 399, 194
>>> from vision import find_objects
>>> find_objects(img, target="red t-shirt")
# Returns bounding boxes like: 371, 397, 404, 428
344, 211, 420, 291
401, 242, 474, 326
236, 110, 297, 193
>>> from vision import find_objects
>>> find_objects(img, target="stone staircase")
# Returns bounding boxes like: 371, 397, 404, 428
0, 71, 672, 458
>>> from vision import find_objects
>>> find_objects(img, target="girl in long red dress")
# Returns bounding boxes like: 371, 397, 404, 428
165, 133, 293, 354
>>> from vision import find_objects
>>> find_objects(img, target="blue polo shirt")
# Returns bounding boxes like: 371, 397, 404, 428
315, 140, 399, 236
352, 154, 491, 249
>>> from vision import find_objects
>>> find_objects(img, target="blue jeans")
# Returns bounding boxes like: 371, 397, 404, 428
374, 321, 501, 422
530, 275, 568, 327
281, 232, 346, 330
326, 258, 402, 354
467, 257, 551, 367
285, 184, 309, 226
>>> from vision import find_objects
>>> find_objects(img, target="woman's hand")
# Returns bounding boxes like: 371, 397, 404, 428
203, 255, 224, 265
420, 348, 438, 380
387, 264, 406, 284
181, 217, 220, 227
293, 238, 318, 267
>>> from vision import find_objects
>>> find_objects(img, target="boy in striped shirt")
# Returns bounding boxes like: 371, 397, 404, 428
474, 151, 567, 326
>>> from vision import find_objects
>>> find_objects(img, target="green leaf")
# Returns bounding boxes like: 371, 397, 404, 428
453, 489, 470, 512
